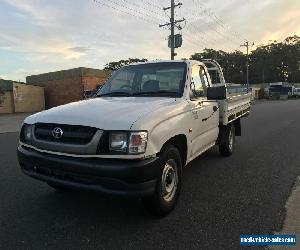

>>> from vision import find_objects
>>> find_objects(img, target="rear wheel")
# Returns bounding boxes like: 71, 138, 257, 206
142, 144, 182, 216
219, 124, 235, 156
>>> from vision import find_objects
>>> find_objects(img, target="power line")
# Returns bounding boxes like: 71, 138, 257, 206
174, 5, 215, 51
183, 8, 240, 48
119, 0, 165, 20
192, 0, 248, 42
183, 16, 237, 52
161, 0, 238, 55
186, 2, 241, 46
182, 32, 207, 51
93, 0, 164, 26
185, 24, 217, 48
139, 0, 162, 10
93, 0, 249, 58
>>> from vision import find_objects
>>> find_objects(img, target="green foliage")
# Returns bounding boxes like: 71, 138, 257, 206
250, 35, 300, 83
104, 35, 300, 84
104, 58, 148, 71
190, 35, 300, 84
190, 49, 246, 84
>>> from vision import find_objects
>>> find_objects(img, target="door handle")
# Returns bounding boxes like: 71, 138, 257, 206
203, 106, 219, 122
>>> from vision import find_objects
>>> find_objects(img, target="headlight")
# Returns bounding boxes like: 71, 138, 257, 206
108, 131, 148, 154
21, 124, 32, 143
109, 132, 128, 152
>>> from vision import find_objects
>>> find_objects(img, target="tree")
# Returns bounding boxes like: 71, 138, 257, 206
103, 35, 300, 84
249, 36, 300, 83
190, 48, 246, 84
190, 35, 300, 84
104, 58, 148, 71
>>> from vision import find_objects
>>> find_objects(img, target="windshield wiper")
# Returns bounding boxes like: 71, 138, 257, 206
97, 92, 132, 97
131, 90, 180, 97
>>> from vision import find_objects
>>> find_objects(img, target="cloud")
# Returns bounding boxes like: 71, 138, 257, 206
0, 33, 87, 60
0, 74, 8, 79
0, 0, 299, 81
69, 46, 92, 53
2, 0, 63, 27
208, 0, 300, 46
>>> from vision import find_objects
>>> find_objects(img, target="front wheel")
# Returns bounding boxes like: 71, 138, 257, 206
142, 144, 182, 216
219, 124, 235, 157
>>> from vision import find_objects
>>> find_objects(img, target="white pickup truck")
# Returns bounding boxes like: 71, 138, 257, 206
18, 60, 251, 215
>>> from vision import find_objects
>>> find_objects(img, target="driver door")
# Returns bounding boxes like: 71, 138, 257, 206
189, 64, 219, 157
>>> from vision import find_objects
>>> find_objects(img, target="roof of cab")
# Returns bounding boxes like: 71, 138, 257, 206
128, 59, 202, 66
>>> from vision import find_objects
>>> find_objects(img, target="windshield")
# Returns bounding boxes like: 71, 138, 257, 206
96, 62, 187, 97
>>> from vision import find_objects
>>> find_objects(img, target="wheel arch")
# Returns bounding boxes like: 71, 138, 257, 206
158, 134, 188, 167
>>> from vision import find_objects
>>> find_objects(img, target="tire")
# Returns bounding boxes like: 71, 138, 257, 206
219, 124, 235, 157
142, 144, 182, 216
47, 182, 68, 191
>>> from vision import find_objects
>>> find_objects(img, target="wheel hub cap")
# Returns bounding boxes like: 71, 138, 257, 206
161, 159, 178, 202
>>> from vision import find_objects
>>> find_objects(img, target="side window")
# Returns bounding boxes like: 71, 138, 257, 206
191, 65, 205, 98
207, 70, 221, 85
199, 66, 209, 87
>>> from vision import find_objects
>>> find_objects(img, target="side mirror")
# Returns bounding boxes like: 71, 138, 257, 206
207, 85, 226, 100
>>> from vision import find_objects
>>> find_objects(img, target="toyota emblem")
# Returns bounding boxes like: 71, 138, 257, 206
52, 127, 64, 139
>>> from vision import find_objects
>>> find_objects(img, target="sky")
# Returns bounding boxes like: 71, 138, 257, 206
0, 0, 299, 81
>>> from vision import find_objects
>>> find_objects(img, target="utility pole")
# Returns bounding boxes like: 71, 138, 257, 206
170, 0, 175, 60
159, 0, 185, 60
240, 41, 254, 91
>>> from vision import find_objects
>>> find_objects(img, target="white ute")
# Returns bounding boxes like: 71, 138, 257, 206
18, 60, 251, 215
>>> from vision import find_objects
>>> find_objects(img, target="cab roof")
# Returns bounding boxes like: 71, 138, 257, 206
128, 60, 202, 67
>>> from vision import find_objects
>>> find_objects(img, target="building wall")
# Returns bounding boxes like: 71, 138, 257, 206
42, 78, 83, 109
26, 67, 110, 109
42, 76, 107, 108
82, 76, 107, 91
13, 83, 45, 113
0, 92, 14, 114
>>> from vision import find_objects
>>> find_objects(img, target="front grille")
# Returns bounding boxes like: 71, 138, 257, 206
34, 123, 97, 144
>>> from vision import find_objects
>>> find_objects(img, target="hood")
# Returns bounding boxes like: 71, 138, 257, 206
25, 97, 178, 130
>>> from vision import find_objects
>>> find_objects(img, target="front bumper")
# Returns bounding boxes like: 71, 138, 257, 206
17, 145, 160, 196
